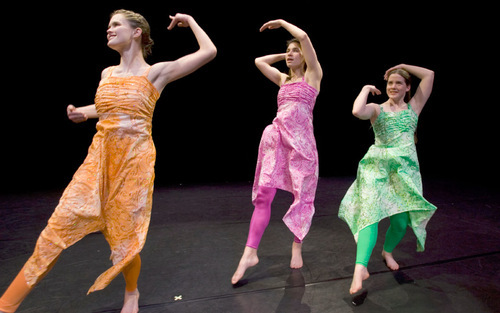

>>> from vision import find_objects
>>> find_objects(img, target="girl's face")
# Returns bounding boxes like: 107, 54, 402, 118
107, 14, 139, 51
386, 73, 410, 102
285, 42, 305, 70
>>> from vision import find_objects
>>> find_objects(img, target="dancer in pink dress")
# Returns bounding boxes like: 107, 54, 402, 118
232, 19, 322, 285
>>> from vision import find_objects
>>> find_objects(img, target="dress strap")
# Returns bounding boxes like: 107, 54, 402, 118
105, 66, 117, 78
142, 66, 152, 77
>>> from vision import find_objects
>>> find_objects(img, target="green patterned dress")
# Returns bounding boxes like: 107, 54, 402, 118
338, 103, 436, 252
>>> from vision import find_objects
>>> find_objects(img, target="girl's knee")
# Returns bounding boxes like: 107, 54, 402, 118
390, 213, 409, 232
254, 186, 277, 208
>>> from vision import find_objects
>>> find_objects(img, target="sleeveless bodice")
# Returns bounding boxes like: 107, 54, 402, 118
372, 104, 418, 148
95, 67, 160, 122
277, 81, 318, 118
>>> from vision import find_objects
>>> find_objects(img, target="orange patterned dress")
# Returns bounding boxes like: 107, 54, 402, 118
23, 66, 160, 293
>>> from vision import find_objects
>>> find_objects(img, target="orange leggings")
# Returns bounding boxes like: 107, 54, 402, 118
123, 254, 141, 292
0, 266, 32, 313
0, 255, 141, 312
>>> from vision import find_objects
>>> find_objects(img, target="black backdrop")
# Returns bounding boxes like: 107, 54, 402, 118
3, 2, 497, 192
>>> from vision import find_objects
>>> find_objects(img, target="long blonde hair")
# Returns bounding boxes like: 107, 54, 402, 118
111, 9, 154, 57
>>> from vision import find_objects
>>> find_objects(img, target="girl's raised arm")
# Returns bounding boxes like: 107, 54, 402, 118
255, 53, 287, 86
149, 14, 217, 93
352, 85, 381, 121
260, 19, 322, 89
385, 64, 434, 115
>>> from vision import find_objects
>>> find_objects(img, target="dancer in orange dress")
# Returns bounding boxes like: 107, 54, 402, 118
0, 10, 216, 313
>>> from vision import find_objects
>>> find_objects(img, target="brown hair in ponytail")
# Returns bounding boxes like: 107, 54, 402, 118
111, 9, 154, 58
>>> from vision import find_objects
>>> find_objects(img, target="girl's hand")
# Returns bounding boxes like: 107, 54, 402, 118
67, 105, 88, 123
384, 64, 406, 80
363, 85, 382, 96
259, 19, 284, 32
168, 13, 193, 30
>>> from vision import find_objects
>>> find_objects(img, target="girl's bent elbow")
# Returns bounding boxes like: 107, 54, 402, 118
209, 47, 217, 60
352, 109, 369, 120
296, 33, 308, 43
201, 47, 217, 63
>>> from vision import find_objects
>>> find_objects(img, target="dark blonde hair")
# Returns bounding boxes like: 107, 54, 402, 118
111, 9, 154, 57
387, 68, 412, 102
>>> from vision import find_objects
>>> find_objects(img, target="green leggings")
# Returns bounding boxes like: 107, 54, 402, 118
355, 212, 410, 267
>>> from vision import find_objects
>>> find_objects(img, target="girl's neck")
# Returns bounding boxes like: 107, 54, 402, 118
288, 68, 305, 82
117, 48, 148, 74
387, 97, 406, 107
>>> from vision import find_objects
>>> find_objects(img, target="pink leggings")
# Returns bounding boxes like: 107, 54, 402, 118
246, 186, 303, 249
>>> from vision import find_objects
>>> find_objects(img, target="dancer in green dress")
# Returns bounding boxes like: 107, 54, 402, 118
338, 64, 436, 294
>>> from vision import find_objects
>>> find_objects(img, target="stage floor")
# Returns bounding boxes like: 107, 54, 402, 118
1, 177, 499, 312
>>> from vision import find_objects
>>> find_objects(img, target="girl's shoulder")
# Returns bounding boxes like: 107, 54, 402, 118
100, 66, 117, 79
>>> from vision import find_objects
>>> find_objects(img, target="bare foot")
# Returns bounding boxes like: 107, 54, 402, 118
290, 241, 303, 269
350, 264, 370, 294
231, 246, 259, 284
382, 250, 399, 271
121, 289, 139, 313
